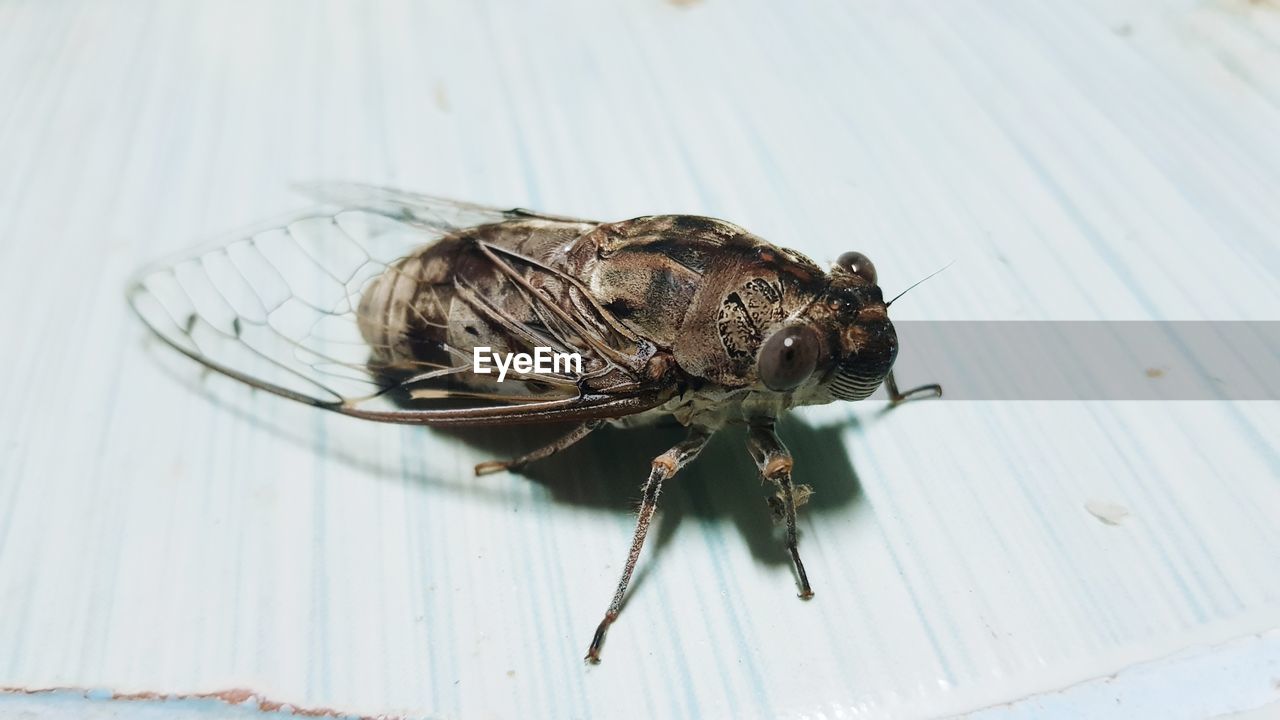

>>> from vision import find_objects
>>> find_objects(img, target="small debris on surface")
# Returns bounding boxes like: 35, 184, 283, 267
434, 82, 450, 112
1086, 500, 1131, 526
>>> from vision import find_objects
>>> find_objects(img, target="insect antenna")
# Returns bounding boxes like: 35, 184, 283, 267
886, 261, 954, 307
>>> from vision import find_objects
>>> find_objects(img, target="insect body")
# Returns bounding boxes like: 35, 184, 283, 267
128, 183, 940, 662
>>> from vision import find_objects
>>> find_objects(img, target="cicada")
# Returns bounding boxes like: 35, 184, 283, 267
128, 183, 940, 662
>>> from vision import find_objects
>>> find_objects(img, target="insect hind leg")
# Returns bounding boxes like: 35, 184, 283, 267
747, 422, 814, 599
585, 428, 711, 663
474, 420, 602, 476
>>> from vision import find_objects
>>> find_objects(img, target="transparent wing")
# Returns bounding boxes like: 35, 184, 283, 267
128, 199, 664, 426
296, 181, 597, 229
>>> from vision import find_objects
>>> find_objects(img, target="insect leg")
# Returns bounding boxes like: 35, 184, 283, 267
885, 370, 942, 407
585, 429, 711, 664
473, 420, 602, 476
747, 422, 814, 599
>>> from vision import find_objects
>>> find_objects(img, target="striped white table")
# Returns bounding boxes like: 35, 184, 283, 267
1, 0, 1277, 717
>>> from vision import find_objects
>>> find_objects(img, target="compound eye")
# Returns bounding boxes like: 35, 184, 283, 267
836, 251, 877, 285
758, 325, 820, 391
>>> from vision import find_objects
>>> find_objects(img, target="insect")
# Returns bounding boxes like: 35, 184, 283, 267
128, 183, 941, 663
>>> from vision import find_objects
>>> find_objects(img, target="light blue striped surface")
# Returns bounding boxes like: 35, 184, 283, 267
1, 1, 1277, 718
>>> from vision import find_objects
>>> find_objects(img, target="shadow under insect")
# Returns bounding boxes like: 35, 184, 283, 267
139, 332, 870, 660
143, 335, 864, 571
437, 414, 864, 570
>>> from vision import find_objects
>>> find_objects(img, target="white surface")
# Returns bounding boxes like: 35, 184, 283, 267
5, 631, 1278, 720
1, 0, 1278, 718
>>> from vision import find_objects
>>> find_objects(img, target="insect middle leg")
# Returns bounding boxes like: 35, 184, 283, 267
885, 370, 942, 407
585, 428, 711, 663
474, 420, 602, 476
747, 422, 814, 599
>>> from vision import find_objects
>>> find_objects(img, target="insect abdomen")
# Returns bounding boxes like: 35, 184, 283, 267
356, 220, 597, 383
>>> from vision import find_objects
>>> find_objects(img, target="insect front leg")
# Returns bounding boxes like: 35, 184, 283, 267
747, 422, 814, 600
474, 421, 601, 476
585, 428, 711, 664
885, 370, 942, 407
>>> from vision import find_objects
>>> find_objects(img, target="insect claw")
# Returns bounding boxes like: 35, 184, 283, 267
474, 460, 512, 476
585, 612, 617, 664
791, 547, 814, 600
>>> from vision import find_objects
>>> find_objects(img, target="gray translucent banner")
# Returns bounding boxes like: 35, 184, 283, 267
886, 322, 1278, 401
